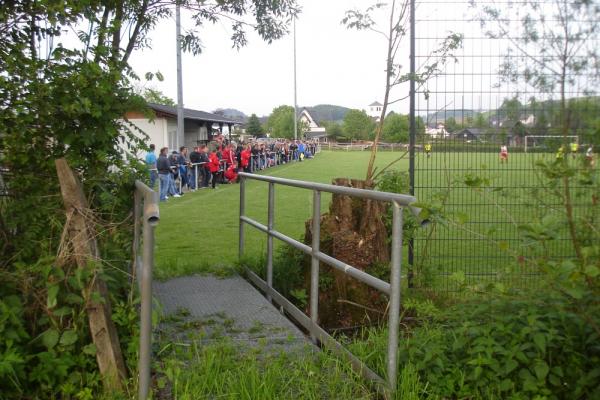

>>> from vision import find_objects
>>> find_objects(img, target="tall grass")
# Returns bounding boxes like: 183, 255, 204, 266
158, 338, 376, 399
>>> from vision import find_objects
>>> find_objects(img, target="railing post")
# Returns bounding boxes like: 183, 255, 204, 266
387, 201, 403, 393
266, 182, 275, 302
132, 190, 141, 282
194, 164, 198, 191
157, 172, 161, 197
138, 193, 157, 400
239, 177, 246, 259
310, 190, 321, 343
178, 173, 182, 194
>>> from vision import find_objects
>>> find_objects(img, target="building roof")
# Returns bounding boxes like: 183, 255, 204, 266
369, 101, 383, 107
305, 130, 328, 139
147, 102, 238, 125
457, 127, 485, 136
299, 108, 319, 128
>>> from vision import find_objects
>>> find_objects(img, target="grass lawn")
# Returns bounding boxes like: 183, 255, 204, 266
154, 151, 410, 280
155, 149, 591, 287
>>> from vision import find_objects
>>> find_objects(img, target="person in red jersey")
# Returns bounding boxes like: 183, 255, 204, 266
208, 149, 221, 189
224, 163, 238, 183
241, 144, 252, 173
222, 143, 235, 167
499, 145, 508, 163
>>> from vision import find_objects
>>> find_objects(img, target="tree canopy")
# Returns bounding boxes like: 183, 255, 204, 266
142, 88, 176, 106
0, 0, 299, 397
342, 109, 375, 140
321, 121, 344, 140
382, 112, 409, 143
246, 113, 264, 136
266, 105, 299, 139
474, 0, 599, 137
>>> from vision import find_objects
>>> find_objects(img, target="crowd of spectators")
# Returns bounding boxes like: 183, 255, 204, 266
145, 139, 320, 202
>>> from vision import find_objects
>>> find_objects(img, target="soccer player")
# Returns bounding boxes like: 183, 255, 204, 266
424, 143, 432, 158
499, 145, 508, 163
586, 146, 595, 167
556, 145, 565, 160
570, 142, 579, 158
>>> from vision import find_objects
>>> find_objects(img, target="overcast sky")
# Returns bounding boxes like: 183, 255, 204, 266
128, 0, 419, 117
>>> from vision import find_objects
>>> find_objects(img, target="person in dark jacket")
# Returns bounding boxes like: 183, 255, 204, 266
177, 146, 189, 190
168, 151, 181, 197
189, 146, 201, 189
199, 145, 210, 188
157, 147, 171, 201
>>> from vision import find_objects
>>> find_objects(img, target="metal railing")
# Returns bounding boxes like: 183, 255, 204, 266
238, 172, 417, 395
132, 180, 159, 400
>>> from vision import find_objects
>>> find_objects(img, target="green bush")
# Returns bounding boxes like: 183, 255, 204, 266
399, 293, 600, 399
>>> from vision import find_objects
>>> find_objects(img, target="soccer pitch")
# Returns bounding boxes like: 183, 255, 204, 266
413, 150, 584, 291
154, 150, 589, 287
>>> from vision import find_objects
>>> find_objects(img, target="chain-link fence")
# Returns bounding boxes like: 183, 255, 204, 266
409, 0, 600, 292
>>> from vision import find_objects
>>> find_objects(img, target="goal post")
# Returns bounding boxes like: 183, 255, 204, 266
524, 135, 579, 153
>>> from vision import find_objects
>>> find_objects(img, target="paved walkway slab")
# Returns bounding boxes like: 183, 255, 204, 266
153, 274, 313, 352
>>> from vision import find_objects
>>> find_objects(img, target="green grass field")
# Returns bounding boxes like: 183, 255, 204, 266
154, 151, 410, 279
155, 150, 593, 287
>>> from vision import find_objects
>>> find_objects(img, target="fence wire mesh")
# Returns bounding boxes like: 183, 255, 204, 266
410, 0, 600, 292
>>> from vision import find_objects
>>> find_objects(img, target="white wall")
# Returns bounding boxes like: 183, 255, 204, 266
121, 117, 168, 159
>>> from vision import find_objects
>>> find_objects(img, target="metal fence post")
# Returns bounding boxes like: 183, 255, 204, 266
407, 0, 416, 288
194, 164, 198, 191
266, 182, 275, 302
132, 190, 141, 282
310, 190, 321, 343
239, 177, 246, 259
157, 173, 161, 198
138, 189, 158, 400
387, 202, 403, 393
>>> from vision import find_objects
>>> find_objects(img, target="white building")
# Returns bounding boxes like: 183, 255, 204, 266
367, 101, 383, 120
425, 123, 449, 138
124, 103, 238, 153
299, 108, 328, 142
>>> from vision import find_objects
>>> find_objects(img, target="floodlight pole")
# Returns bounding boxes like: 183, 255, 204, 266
293, 16, 298, 141
176, 3, 184, 150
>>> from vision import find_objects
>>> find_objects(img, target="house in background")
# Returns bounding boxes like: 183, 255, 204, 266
299, 108, 328, 142
367, 101, 383, 120
452, 127, 485, 142
425, 123, 449, 138
125, 102, 238, 152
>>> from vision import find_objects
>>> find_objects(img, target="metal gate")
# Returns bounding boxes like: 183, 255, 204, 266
408, 0, 600, 292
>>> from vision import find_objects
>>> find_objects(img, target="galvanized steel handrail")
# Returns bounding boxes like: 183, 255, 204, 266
238, 172, 416, 395
132, 180, 159, 400
241, 173, 416, 204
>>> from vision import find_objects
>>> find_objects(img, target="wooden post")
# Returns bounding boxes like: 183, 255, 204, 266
55, 159, 127, 392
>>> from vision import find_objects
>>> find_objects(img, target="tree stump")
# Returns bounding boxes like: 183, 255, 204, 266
304, 178, 390, 329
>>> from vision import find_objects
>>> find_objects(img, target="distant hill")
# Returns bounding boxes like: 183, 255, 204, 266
212, 108, 247, 122
303, 104, 351, 123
